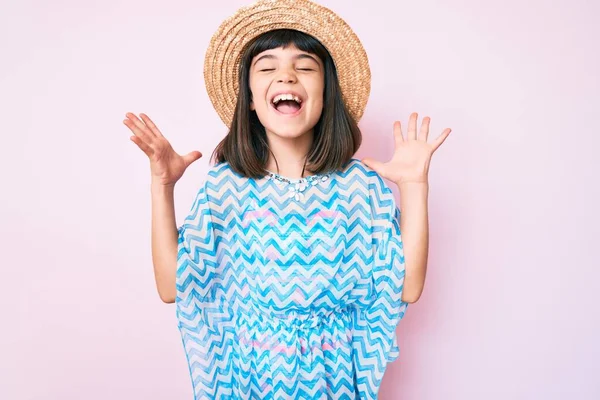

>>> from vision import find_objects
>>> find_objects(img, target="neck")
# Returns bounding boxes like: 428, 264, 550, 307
265, 129, 314, 179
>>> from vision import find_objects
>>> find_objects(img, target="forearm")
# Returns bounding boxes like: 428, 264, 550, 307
150, 181, 179, 303
398, 182, 429, 303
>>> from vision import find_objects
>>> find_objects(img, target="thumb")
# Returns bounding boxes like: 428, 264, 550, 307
361, 157, 385, 173
183, 151, 203, 167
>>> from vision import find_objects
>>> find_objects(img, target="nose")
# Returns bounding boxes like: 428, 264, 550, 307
276, 67, 297, 84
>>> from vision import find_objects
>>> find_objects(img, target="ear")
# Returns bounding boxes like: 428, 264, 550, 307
249, 93, 255, 111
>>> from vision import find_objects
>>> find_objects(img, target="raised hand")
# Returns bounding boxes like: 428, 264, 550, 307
124, 113, 202, 186
362, 112, 451, 186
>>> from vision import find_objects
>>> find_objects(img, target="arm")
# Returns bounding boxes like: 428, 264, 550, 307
362, 112, 451, 304
123, 111, 203, 305
398, 182, 429, 303
150, 180, 178, 303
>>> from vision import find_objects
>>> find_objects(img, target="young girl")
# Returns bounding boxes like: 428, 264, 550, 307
124, 0, 450, 398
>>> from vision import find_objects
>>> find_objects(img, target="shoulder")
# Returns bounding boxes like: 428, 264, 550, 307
340, 158, 372, 182
202, 160, 237, 189
344, 158, 394, 195
191, 161, 231, 204
205, 160, 233, 180
203, 160, 256, 201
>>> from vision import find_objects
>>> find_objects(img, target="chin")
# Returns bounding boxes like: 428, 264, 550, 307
266, 126, 312, 139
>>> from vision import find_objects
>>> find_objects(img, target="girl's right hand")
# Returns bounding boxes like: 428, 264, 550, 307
124, 112, 202, 186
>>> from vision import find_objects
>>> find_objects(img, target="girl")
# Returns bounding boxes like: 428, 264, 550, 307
124, 0, 450, 398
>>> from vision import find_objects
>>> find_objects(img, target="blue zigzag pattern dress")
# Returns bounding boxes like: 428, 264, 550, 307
176, 158, 409, 399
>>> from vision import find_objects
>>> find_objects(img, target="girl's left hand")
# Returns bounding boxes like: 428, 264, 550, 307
362, 112, 451, 186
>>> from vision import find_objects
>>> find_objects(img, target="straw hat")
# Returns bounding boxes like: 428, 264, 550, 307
204, 0, 371, 128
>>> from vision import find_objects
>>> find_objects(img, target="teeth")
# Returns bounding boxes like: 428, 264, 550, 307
272, 93, 302, 105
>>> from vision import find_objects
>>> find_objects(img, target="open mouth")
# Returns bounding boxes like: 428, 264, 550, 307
270, 93, 304, 116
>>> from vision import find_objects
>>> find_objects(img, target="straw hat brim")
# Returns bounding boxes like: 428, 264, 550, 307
204, 0, 371, 128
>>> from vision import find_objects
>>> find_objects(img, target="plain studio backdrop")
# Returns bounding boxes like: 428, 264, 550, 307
1, 0, 598, 399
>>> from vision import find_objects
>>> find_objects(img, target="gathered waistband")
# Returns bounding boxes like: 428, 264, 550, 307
237, 305, 353, 333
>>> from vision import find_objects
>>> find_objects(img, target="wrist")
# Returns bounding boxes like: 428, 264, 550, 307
396, 181, 429, 198
395, 180, 429, 189
151, 179, 175, 194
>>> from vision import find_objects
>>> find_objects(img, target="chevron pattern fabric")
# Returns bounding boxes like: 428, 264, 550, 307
176, 158, 409, 399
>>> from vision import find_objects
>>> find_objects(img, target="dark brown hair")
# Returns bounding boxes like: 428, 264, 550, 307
210, 29, 362, 179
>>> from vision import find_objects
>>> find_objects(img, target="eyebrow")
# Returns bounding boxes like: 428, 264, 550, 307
252, 53, 321, 67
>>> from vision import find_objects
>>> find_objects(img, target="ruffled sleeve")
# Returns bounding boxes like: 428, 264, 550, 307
175, 177, 235, 398
352, 170, 409, 398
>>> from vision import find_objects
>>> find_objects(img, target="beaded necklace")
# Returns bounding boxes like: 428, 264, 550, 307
265, 157, 330, 200
266, 170, 331, 201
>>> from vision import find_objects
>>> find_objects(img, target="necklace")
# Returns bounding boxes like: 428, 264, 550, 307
266, 171, 332, 201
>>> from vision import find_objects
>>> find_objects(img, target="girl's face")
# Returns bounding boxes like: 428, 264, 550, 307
248, 45, 325, 140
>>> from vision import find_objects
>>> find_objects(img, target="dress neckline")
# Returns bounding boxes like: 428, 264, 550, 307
265, 169, 333, 201
265, 169, 329, 183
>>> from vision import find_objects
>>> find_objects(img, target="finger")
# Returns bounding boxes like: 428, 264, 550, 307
124, 113, 156, 145
431, 128, 452, 152
361, 157, 386, 174
393, 121, 404, 150
419, 116, 431, 142
139, 113, 165, 138
408, 112, 418, 140
128, 112, 157, 138
129, 135, 154, 158
183, 151, 203, 167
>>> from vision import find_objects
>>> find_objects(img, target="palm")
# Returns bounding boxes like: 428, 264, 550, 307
363, 112, 451, 185
123, 112, 202, 186
150, 139, 188, 185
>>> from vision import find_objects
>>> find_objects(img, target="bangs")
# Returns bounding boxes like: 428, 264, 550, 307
243, 29, 330, 67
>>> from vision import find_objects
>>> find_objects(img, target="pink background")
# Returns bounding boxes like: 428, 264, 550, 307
2, 0, 599, 399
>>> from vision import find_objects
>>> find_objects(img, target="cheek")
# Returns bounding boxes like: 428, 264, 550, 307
306, 80, 324, 106
248, 78, 266, 104
307, 86, 324, 112
308, 98, 324, 122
